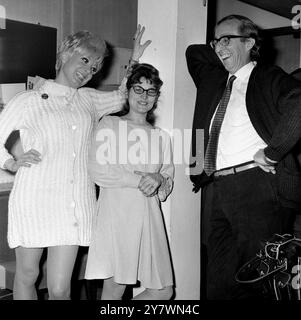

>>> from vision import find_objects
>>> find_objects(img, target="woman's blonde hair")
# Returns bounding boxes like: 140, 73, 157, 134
55, 30, 108, 74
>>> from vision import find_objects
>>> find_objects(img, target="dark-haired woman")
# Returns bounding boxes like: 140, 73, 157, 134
85, 63, 174, 300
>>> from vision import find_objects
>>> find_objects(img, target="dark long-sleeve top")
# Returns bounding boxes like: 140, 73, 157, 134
186, 44, 301, 208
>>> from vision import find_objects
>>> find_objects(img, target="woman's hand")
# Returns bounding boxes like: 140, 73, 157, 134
135, 170, 164, 197
131, 24, 152, 61
253, 148, 277, 174
4, 149, 42, 172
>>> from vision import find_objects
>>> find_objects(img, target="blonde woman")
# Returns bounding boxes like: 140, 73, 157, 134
0, 26, 150, 300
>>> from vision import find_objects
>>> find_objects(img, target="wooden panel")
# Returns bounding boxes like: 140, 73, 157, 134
239, 0, 298, 19
72, 0, 137, 48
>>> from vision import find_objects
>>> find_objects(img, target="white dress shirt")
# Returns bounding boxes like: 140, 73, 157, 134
212, 61, 267, 170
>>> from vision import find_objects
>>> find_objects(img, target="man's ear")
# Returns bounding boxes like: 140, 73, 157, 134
246, 37, 256, 52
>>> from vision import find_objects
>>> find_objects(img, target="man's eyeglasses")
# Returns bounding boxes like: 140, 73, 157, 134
132, 85, 158, 97
210, 35, 250, 49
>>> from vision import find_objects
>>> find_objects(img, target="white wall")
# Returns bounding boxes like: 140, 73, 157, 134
138, 0, 205, 300
216, 0, 291, 28
172, 0, 207, 300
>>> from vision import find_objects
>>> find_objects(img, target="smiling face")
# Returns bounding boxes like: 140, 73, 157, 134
56, 48, 102, 88
128, 77, 158, 117
214, 19, 254, 74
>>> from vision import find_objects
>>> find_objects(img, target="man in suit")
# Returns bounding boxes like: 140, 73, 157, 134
186, 15, 301, 299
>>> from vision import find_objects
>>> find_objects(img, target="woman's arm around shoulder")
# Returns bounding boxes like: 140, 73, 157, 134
79, 86, 126, 121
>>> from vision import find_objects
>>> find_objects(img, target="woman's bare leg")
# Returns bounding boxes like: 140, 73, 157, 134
46, 245, 79, 300
13, 247, 44, 300
101, 277, 126, 300
132, 286, 173, 300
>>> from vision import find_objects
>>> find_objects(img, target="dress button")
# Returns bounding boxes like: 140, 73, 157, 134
71, 202, 76, 208
71, 125, 77, 130
72, 152, 76, 158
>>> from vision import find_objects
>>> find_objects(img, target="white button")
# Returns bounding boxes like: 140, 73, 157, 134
71, 125, 77, 130
73, 152, 76, 157
71, 202, 75, 208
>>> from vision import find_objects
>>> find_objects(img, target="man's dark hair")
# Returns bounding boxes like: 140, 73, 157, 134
217, 14, 261, 61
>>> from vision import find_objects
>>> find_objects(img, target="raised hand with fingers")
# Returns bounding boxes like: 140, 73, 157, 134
135, 170, 164, 197
4, 149, 42, 172
131, 24, 152, 62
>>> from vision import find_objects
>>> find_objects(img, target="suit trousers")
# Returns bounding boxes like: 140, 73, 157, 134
203, 166, 295, 300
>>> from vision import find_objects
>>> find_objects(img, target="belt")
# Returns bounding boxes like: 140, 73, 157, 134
213, 161, 258, 177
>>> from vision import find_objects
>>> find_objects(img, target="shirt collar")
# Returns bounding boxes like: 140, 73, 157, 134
38, 79, 77, 100
230, 61, 257, 81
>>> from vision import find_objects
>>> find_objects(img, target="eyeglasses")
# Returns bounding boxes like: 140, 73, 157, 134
132, 85, 158, 97
210, 35, 250, 49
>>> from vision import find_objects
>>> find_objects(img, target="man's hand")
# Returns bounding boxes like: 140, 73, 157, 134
135, 170, 163, 197
4, 149, 42, 172
253, 148, 277, 174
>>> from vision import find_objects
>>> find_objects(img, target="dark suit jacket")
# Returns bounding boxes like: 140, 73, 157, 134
186, 44, 301, 208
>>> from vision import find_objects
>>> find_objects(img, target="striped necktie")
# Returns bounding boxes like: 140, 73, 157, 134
203, 75, 236, 176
